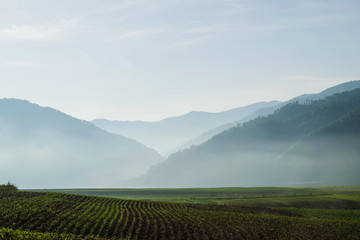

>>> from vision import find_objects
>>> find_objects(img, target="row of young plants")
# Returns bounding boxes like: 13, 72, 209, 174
0, 190, 360, 239
0, 227, 104, 240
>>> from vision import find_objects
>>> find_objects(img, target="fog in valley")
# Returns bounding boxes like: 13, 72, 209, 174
0, 99, 162, 188
92, 101, 280, 156
124, 86, 360, 188
1, 1, 360, 189
1, 83, 359, 189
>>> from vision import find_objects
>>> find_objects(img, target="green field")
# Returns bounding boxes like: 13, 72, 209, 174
37, 186, 360, 208
0, 227, 103, 240
1, 185, 360, 239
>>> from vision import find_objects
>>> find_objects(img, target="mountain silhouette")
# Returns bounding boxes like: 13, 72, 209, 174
0, 99, 162, 188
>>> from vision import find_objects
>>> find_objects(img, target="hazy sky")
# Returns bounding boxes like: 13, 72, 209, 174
0, 0, 359, 121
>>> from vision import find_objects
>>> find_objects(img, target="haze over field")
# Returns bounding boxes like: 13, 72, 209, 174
0, 1, 359, 189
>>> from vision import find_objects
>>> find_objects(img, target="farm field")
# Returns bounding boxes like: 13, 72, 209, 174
1, 186, 359, 239
38, 186, 360, 209
0, 227, 104, 240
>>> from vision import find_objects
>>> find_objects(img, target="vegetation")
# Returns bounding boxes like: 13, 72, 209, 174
1, 85, 360, 239
0, 181, 18, 192
136, 88, 360, 187
0, 227, 103, 240
2, 188, 360, 239
40, 186, 360, 208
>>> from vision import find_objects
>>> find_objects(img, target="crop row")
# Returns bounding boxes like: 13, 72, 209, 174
0, 190, 359, 239
0, 227, 104, 240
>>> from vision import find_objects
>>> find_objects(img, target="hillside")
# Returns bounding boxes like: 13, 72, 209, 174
174, 80, 360, 152
278, 105, 360, 185
132, 88, 360, 187
92, 101, 280, 155
0, 99, 162, 188
240, 80, 360, 123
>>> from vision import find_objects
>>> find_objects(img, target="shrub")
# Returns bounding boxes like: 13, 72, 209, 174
0, 181, 18, 191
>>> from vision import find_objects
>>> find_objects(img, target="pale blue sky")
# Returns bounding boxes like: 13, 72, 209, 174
0, 0, 359, 121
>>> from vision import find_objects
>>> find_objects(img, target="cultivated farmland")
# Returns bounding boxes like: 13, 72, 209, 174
1, 186, 360, 239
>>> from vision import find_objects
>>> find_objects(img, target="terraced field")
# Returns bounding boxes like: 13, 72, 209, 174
1, 187, 360, 239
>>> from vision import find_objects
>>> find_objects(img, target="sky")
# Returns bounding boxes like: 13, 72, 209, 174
0, 0, 359, 121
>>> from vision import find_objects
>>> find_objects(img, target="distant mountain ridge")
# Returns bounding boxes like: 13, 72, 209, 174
129, 87, 360, 188
293, 80, 360, 103
92, 101, 281, 155
241, 80, 360, 123
94, 81, 360, 156
0, 99, 162, 188
178, 80, 360, 151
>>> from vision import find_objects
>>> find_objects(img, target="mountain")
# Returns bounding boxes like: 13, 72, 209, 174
174, 80, 360, 152
240, 80, 360, 123
0, 99, 162, 188
130, 88, 360, 187
292, 80, 360, 103
92, 101, 280, 155
278, 105, 360, 185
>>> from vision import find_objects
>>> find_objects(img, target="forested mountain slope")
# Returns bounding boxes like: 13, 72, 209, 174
133, 89, 360, 187
278, 105, 360, 185
240, 80, 360, 123
178, 80, 360, 152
